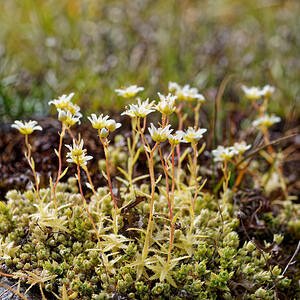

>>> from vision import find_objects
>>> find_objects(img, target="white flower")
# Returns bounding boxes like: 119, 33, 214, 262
106, 119, 122, 132
177, 127, 207, 144
122, 98, 155, 118
232, 141, 251, 154
66, 102, 81, 115
212, 146, 239, 162
65, 139, 93, 167
48, 93, 75, 110
176, 84, 205, 102
155, 93, 177, 115
88, 114, 122, 133
261, 85, 275, 98
87, 114, 110, 130
115, 85, 144, 98
168, 131, 187, 146
49, 93, 81, 120
241, 85, 263, 100
252, 114, 281, 130
58, 109, 82, 127
148, 123, 173, 143
99, 128, 109, 138
168, 81, 180, 93
11, 120, 43, 135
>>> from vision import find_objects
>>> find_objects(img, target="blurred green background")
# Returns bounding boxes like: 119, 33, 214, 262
0, 0, 299, 121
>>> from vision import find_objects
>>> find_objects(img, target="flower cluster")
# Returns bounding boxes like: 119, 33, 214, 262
212, 141, 251, 162
241, 84, 275, 100
168, 82, 205, 103
155, 93, 177, 115
87, 114, 121, 136
168, 131, 187, 146
65, 139, 93, 167
252, 114, 281, 130
177, 127, 207, 145
212, 146, 239, 162
148, 124, 173, 143
232, 141, 252, 154
115, 85, 144, 98
11, 120, 42, 135
49, 93, 82, 127
122, 98, 155, 118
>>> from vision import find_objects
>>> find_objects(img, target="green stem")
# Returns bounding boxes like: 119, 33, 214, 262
68, 127, 98, 198
25, 134, 41, 205
171, 146, 175, 209
176, 103, 184, 190
53, 123, 66, 214
192, 144, 198, 211
142, 150, 156, 260
158, 144, 174, 264
221, 160, 230, 207
99, 134, 118, 234
137, 119, 158, 260
128, 117, 139, 190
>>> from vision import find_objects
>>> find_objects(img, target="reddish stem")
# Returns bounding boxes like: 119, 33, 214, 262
53, 123, 66, 212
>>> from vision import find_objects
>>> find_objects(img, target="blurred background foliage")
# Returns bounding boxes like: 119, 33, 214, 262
0, 0, 299, 121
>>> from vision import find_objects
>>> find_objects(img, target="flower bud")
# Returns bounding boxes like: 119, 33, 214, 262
100, 128, 109, 138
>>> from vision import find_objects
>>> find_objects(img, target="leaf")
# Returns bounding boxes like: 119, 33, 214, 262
30, 157, 35, 169
155, 174, 162, 185
172, 212, 179, 226
49, 177, 54, 193
115, 176, 129, 186
198, 142, 206, 155
86, 182, 93, 190
101, 170, 108, 180
179, 148, 190, 164
58, 167, 69, 181
158, 186, 167, 198
117, 167, 130, 181
132, 146, 143, 166
132, 174, 149, 184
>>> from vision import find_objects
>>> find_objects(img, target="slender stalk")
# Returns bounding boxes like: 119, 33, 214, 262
176, 102, 184, 190
67, 127, 98, 197
128, 117, 138, 187
67, 127, 77, 143
142, 150, 156, 260
25, 134, 41, 205
171, 146, 176, 208
194, 103, 201, 130
221, 160, 230, 207
158, 144, 174, 264
192, 144, 198, 210
77, 162, 101, 244
251, 101, 263, 116
98, 133, 118, 234
84, 165, 97, 196
137, 118, 158, 260
53, 123, 66, 213
137, 118, 151, 161
187, 102, 201, 130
